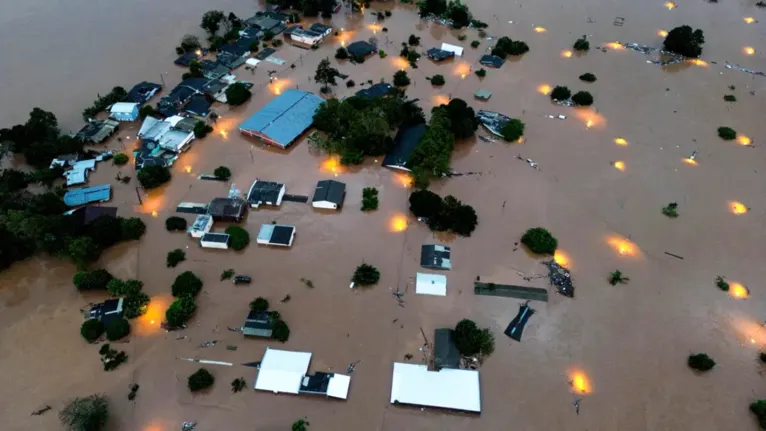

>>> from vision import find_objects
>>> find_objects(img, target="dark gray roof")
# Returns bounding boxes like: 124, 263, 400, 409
420, 244, 451, 270
75, 120, 120, 143
219, 43, 249, 57
426, 48, 455, 61
310, 23, 332, 34
217, 51, 247, 69
255, 48, 277, 60
203, 79, 228, 96
126, 82, 162, 104
201, 233, 230, 243
243, 311, 273, 337
312, 180, 346, 205
434, 328, 460, 369
270, 225, 294, 245
299, 372, 333, 394
347, 41, 376, 58
70, 205, 119, 227
480, 54, 505, 68
207, 198, 247, 221
382, 124, 427, 170
174, 51, 202, 67
355, 83, 392, 99
180, 78, 208, 92
184, 95, 211, 117
247, 181, 284, 205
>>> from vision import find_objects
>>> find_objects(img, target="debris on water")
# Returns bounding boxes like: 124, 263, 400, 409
31, 405, 52, 416
543, 260, 575, 298
479, 135, 495, 143
515, 154, 540, 170
546, 114, 567, 120
226, 345, 238, 351
182, 422, 197, 431
176, 335, 188, 340
227, 326, 242, 333
199, 340, 218, 348
347, 360, 361, 373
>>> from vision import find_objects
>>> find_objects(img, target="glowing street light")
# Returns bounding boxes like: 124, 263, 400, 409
389, 214, 408, 232
612, 161, 625, 171
553, 250, 571, 269
614, 137, 628, 146
568, 369, 592, 394
730, 201, 748, 215
744, 17, 755, 24
537, 84, 552, 95
534, 26, 547, 33
561, 50, 573, 58
664, 1, 677, 9
607, 236, 638, 257
606, 42, 624, 50
744, 46, 756, 55
737, 135, 752, 146
729, 283, 750, 299
658, 30, 668, 37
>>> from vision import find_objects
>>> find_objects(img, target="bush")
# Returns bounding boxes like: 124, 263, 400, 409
408, 34, 420, 46
379, 50, 387, 58
81, 319, 104, 342
272, 319, 291, 342
106, 279, 142, 297
172, 271, 203, 297
250, 297, 269, 312
353, 263, 380, 286
361, 187, 379, 211
688, 353, 716, 371
385, 10, 392, 16
137, 165, 171, 189
550, 86, 571, 101
335, 47, 349, 60
491, 36, 529, 58
573, 36, 590, 52
663, 25, 705, 58
249, 41, 259, 52
521, 227, 558, 255
193, 121, 213, 139
409, 189, 444, 220
120, 217, 146, 241
165, 295, 197, 327
717, 126, 736, 140
292, 419, 310, 431
188, 368, 215, 392
393, 70, 411, 86
225, 226, 250, 251
579, 73, 597, 82
760, 352, 766, 363
59, 394, 109, 431
500, 119, 525, 142
272, 39, 284, 47
214, 166, 231, 180
715, 276, 730, 291
225, 82, 252, 106
74, 269, 113, 291
457, 34, 467, 41
408, 190, 478, 235
471, 40, 480, 48
475, 68, 487, 78
346, 79, 356, 87
263, 30, 275, 41
221, 269, 235, 280
608, 270, 630, 286
165, 216, 187, 232
430, 74, 446, 86
750, 400, 766, 430
100, 344, 128, 371
571, 91, 594, 106
113, 153, 129, 166
105, 318, 130, 341
123, 292, 150, 318
69, 237, 102, 269
723, 94, 736, 102
166, 249, 186, 268
662, 202, 679, 218
454, 319, 494, 357
231, 378, 247, 393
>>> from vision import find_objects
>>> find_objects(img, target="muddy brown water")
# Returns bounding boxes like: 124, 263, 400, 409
2, 1, 766, 430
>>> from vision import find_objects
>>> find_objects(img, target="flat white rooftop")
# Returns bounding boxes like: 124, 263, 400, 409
254, 348, 312, 394
390, 363, 481, 412
416, 272, 447, 296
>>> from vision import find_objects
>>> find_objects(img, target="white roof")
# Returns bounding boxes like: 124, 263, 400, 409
327, 373, 351, 399
416, 272, 447, 296
254, 348, 312, 394
157, 130, 194, 152
110, 102, 138, 113
246, 58, 261, 67
440, 43, 464, 57
390, 363, 481, 412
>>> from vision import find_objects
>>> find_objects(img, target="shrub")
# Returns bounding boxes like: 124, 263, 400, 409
272, 39, 284, 47
193, 121, 213, 139
454, 319, 494, 357
214, 166, 231, 180
430, 74, 446, 86
409, 189, 444, 219
688, 353, 716, 371
225, 82, 252, 106
457, 34, 467, 41
550, 86, 571, 101
225, 226, 250, 251
166, 249, 186, 267
717, 126, 736, 140
521, 227, 558, 255
408, 34, 420, 46
361, 187, 379, 211
393, 70, 411, 86
73, 269, 113, 291
249, 41, 259, 52
335, 47, 349, 60
100, 345, 128, 371
171, 271, 203, 297
113, 153, 129, 166
292, 418, 310, 431
188, 368, 215, 392
750, 400, 766, 430
491, 36, 529, 58
353, 263, 380, 286
105, 318, 131, 341
272, 319, 291, 342
165, 295, 197, 327
263, 30, 275, 41
663, 25, 705, 58
662, 202, 679, 218
379, 50, 387, 58
500, 119, 525, 142
137, 165, 171, 189
346, 79, 356, 87
573, 36, 590, 52
81, 319, 104, 342
715, 276, 730, 291
221, 269, 235, 280
139, 105, 155, 120
475, 68, 486, 78
250, 297, 269, 312
723, 94, 736, 102
123, 292, 150, 318
608, 270, 630, 286
69, 237, 102, 270
165, 216, 187, 232
120, 217, 146, 241
59, 394, 109, 431
106, 279, 142, 297
471, 40, 480, 48
231, 378, 247, 393
571, 91, 594, 106
579, 73, 597, 82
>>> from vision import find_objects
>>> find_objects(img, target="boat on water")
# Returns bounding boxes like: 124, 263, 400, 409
476, 110, 511, 137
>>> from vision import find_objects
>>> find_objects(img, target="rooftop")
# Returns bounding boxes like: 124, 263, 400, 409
184, 95, 212, 117
433, 328, 461, 369
254, 348, 312, 394
390, 363, 481, 412
415, 272, 447, 296
126, 81, 162, 104
201, 232, 230, 243
347, 41, 376, 58
242, 310, 273, 337
110, 102, 138, 114
247, 180, 285, 207
355, 82, 393, 99
382, 123, 427, 171
257, 224, 296, 246
312, 180, 346, 205
64, 185, 111, 207
426, 48, 455, 62
239, 90, 323, 148
207, 197, 247, 220
420, 244, 452, 270
67, 205, 118, 226
75, 119, 120, 143
480, 54, 505, 68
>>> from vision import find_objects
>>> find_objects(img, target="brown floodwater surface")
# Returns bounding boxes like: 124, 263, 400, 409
1, 0, 766, 430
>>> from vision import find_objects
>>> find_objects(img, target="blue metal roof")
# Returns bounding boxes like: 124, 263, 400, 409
239, 90, 323, 148
64, 184, 112, 207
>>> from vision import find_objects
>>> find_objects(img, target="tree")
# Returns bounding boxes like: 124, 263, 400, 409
550, 86, 571, 101
123, 292, 150, 318
501, 119, 525, 142
272, 319, 291, 342
454, 319, 494, 357
81, 319, 104, 342
225, 226, 250, 251
87, 215, 122, 248
292, 419, 310, 431
59, 394, 109, 431
113, 153, 129, 166
579, 73, 597, 83
521, 227, 558, 255
750, 400, 766, 430
418, 0, 447, 17
250, 297, 269, 312
688, 353, 716, 371
717, 126, 736, 140
180, 35, 201, 52
571, 91, 594, 106
201, 11, 225, 36
188, 368, 215, 392
105, 318, 131, 341
69, 238, 102, 270
193, 121, 213, 138
446, 0, 470, 28
361, 187, 379, 211
166, 249, 186, 267
471, 40, 480, 48
573, 36, 590, 52
120, 217, 146, 241
663, 25, 705, 58
450, 202, 478, 236
492, 36, 529, 58
335, 47, 349, 60
165, 216, 187, 232
315, 58, 341, 93
662, 202, 679, 218
165, 295, 197, 327
352, 263, 380, 286
430, 74, 445, 86
408, 34, 421, 46
409, 189, 444, 220
73, 269, 113, 291
106, 278, 143, 297
231, 378, 247, 393
715, 276, 730, 291
138, 105, 155, 120
137, 165, 171, 189
434, 98, 478, 139
214, 166, 231, 180
225, 82, 251, 106
608, 270, 630, 286
172, 271, 203, 297
393, 70, 411, 86
475, 68, 486, 78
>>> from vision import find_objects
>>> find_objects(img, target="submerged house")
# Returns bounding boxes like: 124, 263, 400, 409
426, 48, 455, 62
66, 205, 118, 230
109, 102, 140, 122
200, 232, 230, 249
247, 180, 285, 208
440, 42, 464, 57
476, 110, 511, 137
433, 328, 461, 370
355, 82, 393, 99
480, 54, 505, 68
390, 363, 481, 412
188, 214, 213, 238
126, 82, 162, 104
291, 28, 324, 46
346, 41, 376, 59
199, 60, 231, 81
311, 180, 345, 210
254, 348, 351, 399
382, 124, 427, 171
184, 95, 212, 117
415, 273, 447, 296
89, 298, 125, 326
174, 50, 203, 67
242, 311, 273, 337
137, 116, 195, 154
207, 197, 247, 222
310, 23, 332, 37
239, 90, 323, 148
257, 224, 296, 247
217, 44, 250, 69
75, 119, 120, 144
420, 244, 452, 270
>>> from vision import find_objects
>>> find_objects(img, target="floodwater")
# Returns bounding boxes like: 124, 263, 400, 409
1, 0, 766, 430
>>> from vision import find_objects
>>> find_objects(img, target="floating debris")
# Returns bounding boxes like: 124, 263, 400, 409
546, 114, 567, 120
476, 110, 512, 137
198, 340, 218, 349
31, 406, 52, 416
347, 360, 361, 373
182, 422, 197, 431
515, 154, 540, 170
543, 260, 575, 298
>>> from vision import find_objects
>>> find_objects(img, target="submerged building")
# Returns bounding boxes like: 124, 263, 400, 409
239, 90, 323, 148
390, 362, 481, 412
254, 348, 351, 399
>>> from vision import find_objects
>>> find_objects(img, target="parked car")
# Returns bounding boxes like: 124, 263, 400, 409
233, 275, 251, 285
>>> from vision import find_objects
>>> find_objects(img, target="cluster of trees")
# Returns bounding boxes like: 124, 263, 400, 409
408, 189, 478, 236
751, 399, 766, 429
137, 165, 171, 189
166, 249, 186, 267
0, 108, 85, 168
454, 319, 494, 357
82, 87, 128, 121
315, 59, 341, 93
418, 0, 474, 28
663, 25, 705, 58
311, 94, 425, 165
521, 227, 558, 255
77, 273, 149, 343
188, 367, 215, 392
550, 86, 594, 106
501, 119, 525, 142
199, 11, 248, 50
226, 82, 252, 106
176, 34, 201, 55
166, 271, 203, 328
193, 120, 214, 139
106, 277, 150, 317
165, 216, 187, 231
430, 74, 446, 86
214, 166, 231, 181
399, 43, 421, 67
717, 126, 736, 140
393, 71, 411, 87
573, 36, 590, 52
113, 153, 129, 165
249, 297, 291, 342
99, 343, 128, 371
491, 36, 530, 58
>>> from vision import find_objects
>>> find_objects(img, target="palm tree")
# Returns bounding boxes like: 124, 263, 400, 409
608, 270, 629, 286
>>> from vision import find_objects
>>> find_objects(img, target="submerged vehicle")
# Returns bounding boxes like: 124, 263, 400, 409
233, 275, 251, 285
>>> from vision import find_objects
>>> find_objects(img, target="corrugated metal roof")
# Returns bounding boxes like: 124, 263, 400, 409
64, 185, 112, 207
239, 90, 323, 148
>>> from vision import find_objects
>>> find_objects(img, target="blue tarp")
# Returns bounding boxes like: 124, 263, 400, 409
64, 185, 112, 207
239, 90, 323, 148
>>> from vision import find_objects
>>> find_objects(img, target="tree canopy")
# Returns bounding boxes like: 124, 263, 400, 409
571, 91, 594, 106
521, 227, 558, 254
214, 166, 231, 180
59, 394, 109, 431
315, 58, 341, 93
663, 25, 705, 58
188, 368, 215, 392
250, 297, 269, 312
172, 271, 203, 297
225, 226, 250, 251
166, 295, 197, 327
500, 118, 525, 142
81, 319, 104, 343
105, 318, 131, 341
454, 319, 494, 357
137, 165, 171, 189
550, 86, 571, 101
408, 190, 478, 236
352, 263, 381, 286
432, 98, 478, 139
226, 82, 252, 106
491, 36, 530, 58
201, 11, 226, 36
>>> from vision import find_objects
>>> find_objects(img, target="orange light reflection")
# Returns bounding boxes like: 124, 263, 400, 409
730, 283, 749, 299
573, 109, 606, 129
320, 156, 345, 177
690, 59, 708, 67
537, 84, 552, 96
614, 137, 628, 146
568, 369, 592, 394
744, 46, 756, 55
553, 250, 571, 269
393, 172, 413, 188
745, 17, 755, 24
737, 135, 751, 146
433, 94, 450, 106
561, 50, 573, 58
664, 1, 677, 9
613, 161, 625, 171
534, 26, 547, 33
392, 56, 410, 70
607, 236, 639, 257
682, 158, 698, 166
389, 213, 408, 232
454, 62, 471, 77
730, 201, 748, 215
606, 42, 624, 50
136, 295, 171, 335
658, 30, 668, 37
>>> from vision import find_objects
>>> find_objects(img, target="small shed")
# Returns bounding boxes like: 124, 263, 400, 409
189, 214, 213, 238
310, 23, 332, 37
200, 232, 230, 249
415, 272, 447, 296
257, 224, 296, 247
474, 90, 492, 101
109, 103, 140, 122
440, 43, 464, 57
355, 83, 393, 99
242, 311, 273, 337
434, 328, 460, 369
312, 180, 346, 210
420, 245, 451, 270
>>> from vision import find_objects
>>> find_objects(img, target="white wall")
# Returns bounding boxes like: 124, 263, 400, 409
312, 201, 337, 210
